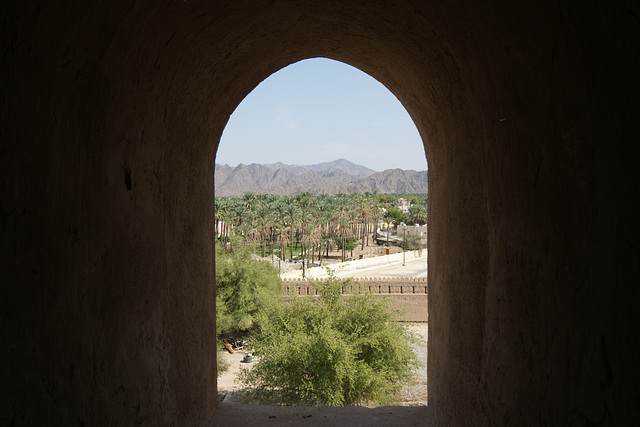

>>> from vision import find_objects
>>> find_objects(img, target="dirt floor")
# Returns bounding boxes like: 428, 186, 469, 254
396, 323, 428, 406
217, 322, 428, 406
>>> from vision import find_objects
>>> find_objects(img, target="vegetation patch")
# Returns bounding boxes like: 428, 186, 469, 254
237, 274, 421, 406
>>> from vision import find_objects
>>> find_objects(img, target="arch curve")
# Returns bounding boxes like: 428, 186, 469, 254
2, 1, 637, 426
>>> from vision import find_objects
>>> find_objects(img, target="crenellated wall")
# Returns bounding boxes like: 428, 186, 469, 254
283, 277, 427, 295
282, 277, 429, 322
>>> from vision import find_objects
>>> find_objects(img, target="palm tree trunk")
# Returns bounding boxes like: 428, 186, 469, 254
290, 228, 294, 261
366, 222, 370, 246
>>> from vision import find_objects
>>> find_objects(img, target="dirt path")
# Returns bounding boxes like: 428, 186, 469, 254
218, 349, 255, 396
398, 323, 428, 406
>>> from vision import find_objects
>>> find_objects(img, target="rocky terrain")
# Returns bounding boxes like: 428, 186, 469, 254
215, 159, 427, 196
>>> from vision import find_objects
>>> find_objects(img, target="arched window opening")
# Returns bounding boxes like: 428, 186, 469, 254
214, 58, 429, 407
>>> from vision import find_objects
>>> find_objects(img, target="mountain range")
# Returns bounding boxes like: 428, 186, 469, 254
214, 159, 427, 196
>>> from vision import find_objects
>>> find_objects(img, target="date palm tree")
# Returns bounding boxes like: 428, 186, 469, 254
337, 216, 354, 262
356, 194, 380, 250
272, 200, 289, 263
408, 203, 427, 225
315, 198, 336, 259
214, 197, 231, 250
275, 229, 290, 272
253, 204, 273, 257
281, 197, 301, 261
300, 222, 320, 277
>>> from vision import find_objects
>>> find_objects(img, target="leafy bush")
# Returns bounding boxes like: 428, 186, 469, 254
215, 239, 283, 334
384, 206, 405, 225
404, 234, 427, 251
238, 274, 421, 406
333, 237, 357, 251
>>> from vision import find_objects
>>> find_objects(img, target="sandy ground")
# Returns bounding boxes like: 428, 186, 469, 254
218, 348, 256, 396
217, 322, 428, 406
397, 323, 428, 406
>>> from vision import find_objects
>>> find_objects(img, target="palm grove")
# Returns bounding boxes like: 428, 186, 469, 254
215, 192, 427, 263
215, 191, 426, 406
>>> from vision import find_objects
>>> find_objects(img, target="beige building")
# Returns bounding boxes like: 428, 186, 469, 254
397, 224, 428, 243
397, 197, 412, 213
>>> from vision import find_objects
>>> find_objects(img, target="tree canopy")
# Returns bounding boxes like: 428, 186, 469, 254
215, 238, 283, 333
238, 274, 421, 406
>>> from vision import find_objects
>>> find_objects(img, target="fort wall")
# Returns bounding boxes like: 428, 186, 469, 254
282, 277, 428, 322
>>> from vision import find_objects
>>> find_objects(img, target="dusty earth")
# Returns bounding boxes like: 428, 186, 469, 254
217, 322, 428, 406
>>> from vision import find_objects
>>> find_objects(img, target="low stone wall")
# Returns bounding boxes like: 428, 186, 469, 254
282, 277, 428, 322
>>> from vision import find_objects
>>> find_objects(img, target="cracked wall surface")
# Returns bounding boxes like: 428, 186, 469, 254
1, 1, 638, 425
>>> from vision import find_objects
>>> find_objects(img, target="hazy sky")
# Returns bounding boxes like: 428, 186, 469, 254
216, 58, 427, 172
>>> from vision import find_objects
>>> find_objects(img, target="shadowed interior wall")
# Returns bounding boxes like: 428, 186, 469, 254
1, 1, 638, 425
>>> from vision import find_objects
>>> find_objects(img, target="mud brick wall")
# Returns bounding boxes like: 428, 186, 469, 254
282, 277, 428, 322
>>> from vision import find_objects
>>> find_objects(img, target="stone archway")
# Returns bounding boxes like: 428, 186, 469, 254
2, 1, 637, 426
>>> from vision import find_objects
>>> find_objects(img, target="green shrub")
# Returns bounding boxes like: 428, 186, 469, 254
333, 237, 357, 251
215, 239, 283, 334
238, 274, 421, 406
404, 234, 427, 251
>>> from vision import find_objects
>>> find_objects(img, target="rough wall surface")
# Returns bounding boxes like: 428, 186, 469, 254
1, 1, 638, 426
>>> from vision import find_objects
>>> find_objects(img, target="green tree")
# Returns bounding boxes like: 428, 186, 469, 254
404, 233, 427, 250
407, 204, 427, 225
238, 274, 421, 406
281, 196, 301, 261
336, 215, 354, 262
254, 204, 273, 257
376, 193, 396, 205
215, 198, 231, 250
215, 192, 425, 258
215, 238, 283, 333
334, 237, 357, 252
384, 207, 405, 227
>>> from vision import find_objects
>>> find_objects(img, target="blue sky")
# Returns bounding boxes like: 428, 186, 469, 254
216, 58, 427, 172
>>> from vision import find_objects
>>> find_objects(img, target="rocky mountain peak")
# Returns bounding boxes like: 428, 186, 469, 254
214, 161, 426, 196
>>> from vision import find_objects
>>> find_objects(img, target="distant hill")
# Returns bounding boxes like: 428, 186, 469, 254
262, 159, 376, 177
214, 159, 427, 196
